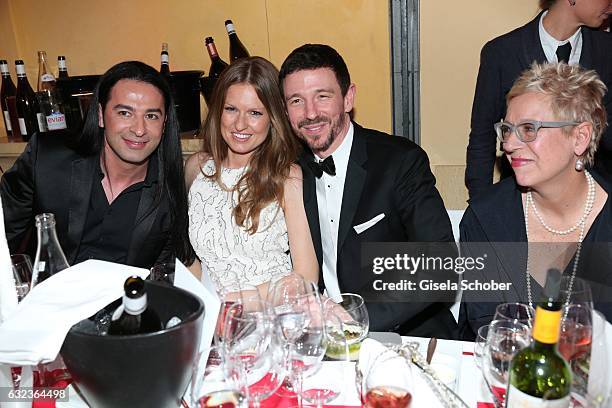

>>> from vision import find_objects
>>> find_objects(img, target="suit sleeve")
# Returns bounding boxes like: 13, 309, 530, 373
1, 135, 38, 254
466, 41, 504, 199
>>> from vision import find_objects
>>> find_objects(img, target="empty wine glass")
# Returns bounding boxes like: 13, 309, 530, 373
191, 346, 248, 408
474, 324, 490, 369
11, 254, 32, 302
482, 319, 530, 407
493, 303, 535, 328
323, 293, 369, 361
560, 276, 593, 310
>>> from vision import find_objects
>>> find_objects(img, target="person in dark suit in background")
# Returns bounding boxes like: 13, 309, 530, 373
279, 44, 457, 338
1, 61, 194, 268
466, 0, 612, 199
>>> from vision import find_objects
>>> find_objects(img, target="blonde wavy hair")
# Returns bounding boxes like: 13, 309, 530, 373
199, 57, 299, 234
507, 62, 608, 166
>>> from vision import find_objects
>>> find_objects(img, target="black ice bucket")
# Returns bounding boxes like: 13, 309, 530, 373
61, 281, 204, 408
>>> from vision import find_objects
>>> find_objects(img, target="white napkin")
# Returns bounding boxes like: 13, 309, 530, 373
173, 260, 220, 355
0, 260, 149, 365
0, 196, 18, 324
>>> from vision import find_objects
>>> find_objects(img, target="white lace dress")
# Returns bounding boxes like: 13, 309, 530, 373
188, 160, 292, 288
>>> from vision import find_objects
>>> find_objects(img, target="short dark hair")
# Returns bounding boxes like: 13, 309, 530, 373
279, 44, 351, 96
79, 61, 194, 265
539, 0, 556, 9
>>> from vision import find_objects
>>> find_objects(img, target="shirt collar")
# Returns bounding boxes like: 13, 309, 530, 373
539, 10, 581, 52
314, 121, 354, 166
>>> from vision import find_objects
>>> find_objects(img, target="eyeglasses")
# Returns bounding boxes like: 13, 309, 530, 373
494, 120, 579, 143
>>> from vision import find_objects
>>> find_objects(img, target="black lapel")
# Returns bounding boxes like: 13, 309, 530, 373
578, 28, 594, 69
298, 151, 323, 269
520, 12, 548, 66
127, 183, 159, 265
337, 124, 367, 253
67, 155, 96, 264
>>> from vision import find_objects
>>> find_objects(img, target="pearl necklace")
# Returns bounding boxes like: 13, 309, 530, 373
524, 170, 596, 312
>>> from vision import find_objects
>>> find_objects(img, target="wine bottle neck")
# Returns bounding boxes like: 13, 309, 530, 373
206, 42, 220, 59
532, 305, 562, 344
16, 65, 26, 77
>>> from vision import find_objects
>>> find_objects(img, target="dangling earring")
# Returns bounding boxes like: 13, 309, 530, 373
575, 158, 585, 171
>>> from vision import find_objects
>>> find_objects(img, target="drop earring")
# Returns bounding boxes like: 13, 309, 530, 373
575, 158, 585, 171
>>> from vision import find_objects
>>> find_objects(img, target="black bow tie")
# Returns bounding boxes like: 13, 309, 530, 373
308, 155, 336, 178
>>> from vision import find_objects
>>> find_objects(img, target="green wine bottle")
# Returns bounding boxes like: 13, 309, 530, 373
506, 269, 571, 407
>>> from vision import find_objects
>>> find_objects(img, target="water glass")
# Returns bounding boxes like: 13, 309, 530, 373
11, 254, 32, 301
474, 324, 490, 369
323, 293, 369, 361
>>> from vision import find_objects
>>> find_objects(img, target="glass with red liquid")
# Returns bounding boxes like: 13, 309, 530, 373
363, 348, 413, 408
559, 304, 593, 400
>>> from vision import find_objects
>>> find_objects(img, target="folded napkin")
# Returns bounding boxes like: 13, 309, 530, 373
0, 260, 149, 365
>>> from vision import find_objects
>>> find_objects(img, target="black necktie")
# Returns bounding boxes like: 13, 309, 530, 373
308, 156, 336, 178
556, 42, 572, 63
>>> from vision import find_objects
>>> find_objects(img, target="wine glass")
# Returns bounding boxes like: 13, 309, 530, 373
493, 303, 535, 328
558, 303, 593, 401
299, 313, 349, 407
191, 345, 248, 408
481, 319, 531, 407
11, 254, 32, 302
362, 346, 413, 408
214, 281, 262, 347
474, 324, 490, 369
560, 276, 593, 310
323, 293, 369, 361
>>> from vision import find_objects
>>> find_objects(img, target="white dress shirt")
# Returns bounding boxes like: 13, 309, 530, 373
539, 10, 582, 65
314, 122, 354, 301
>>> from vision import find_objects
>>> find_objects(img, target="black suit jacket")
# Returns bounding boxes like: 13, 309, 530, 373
299, 123, 458, 339
1, 132, 174, 268
466, 11, 612, 198
459, 175, 612, 340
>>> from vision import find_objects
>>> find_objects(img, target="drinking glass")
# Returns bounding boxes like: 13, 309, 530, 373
11, 254, 32, 302
323, 293, 369, 361
558, 303, 593, 401
474, 324, 490, 369
493, 303, 535, 328
363, 347, 413, 408
560, 276, 593, 310
214, 281, 262, 347
191, 346, 248, 408
481, 319, 530, 407
149, 263, 175, 285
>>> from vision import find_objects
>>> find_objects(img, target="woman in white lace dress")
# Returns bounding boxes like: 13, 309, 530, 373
184, 57, 318, 294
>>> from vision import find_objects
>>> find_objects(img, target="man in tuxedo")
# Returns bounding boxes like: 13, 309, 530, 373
466, 1, 612, 198
1, 61, 194, 268
280, 44, 457, 338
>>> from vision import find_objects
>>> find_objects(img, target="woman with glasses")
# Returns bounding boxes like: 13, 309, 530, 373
458, 62, 612, 340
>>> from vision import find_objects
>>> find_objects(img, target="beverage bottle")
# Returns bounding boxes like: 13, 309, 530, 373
0, 60, 16, 139
15, 59, 45, 141
160, 42, 170, 76
225, 19, 250, 62
506, 269, 571, 407
57, 56, 69, 79
37, 51, 67, 131
108, 276, 163, 335
31, 213, 70, 288
202, 37, 229, 104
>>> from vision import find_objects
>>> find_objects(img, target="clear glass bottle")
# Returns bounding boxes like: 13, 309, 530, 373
37, 51, 67, 131
31, 213, 70, 288
15, 59, 45, 140
37, 51, 56, 93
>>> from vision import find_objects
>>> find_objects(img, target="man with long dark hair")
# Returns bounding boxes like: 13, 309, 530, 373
1, 61, 194, 268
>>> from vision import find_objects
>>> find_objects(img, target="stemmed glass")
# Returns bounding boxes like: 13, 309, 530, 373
191, 345, 248, 407
560, 276, 593, 310
481, 319, 531, 407
362, 346, 413, 407
323, 293, 369, 361
474, 324, 490, 369
493, 303, 535, 328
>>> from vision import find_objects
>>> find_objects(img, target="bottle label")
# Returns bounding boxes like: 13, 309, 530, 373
36, 113, 47, 132
58, 60, 66, 70
3, 110, 12, 131
161, 54, 169, 63
206, 43, 219, 58
506, 384, 570, 408
226, 23, 236, 34
532, 307, 562, 344
0, 64, 8, 74
41, 73, 55, 82
46, 112, 67, 130
123, 293, 147, 315
18, 117, 27, 135
16, 65, 26, 76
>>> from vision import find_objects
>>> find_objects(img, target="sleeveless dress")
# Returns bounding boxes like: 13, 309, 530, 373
188, 159, 292, 288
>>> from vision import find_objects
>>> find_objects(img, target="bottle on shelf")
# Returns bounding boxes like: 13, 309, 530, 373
506, 268, 571, 407
31, 213, 70, 288
15, 59, 45, 141
160, 42, 170, 76
57, 56, 69, 79
37, 51, 67, 131
201, 36, 229, 104
0, 59, 17, 140
108, 276, 163, 335
225, 19, 250, 62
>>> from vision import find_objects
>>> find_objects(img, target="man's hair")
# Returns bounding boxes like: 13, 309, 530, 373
507, 62, 608, 166
279, 44, 351, 97
79, 61, 194, 264
199, 56, 299, 234
539, 0, 556, 10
